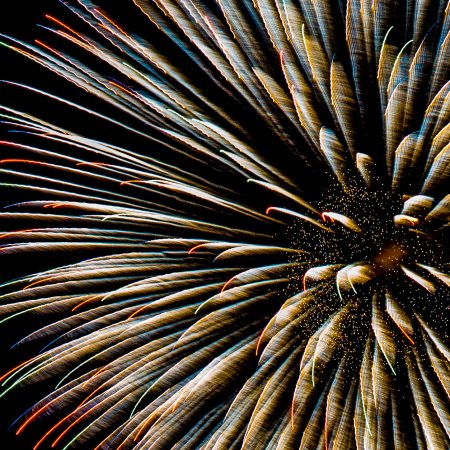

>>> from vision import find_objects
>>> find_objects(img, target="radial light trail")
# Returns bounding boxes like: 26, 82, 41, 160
0, 1, 449, 449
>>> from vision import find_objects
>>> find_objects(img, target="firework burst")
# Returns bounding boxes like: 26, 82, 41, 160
0, 0, 449, 449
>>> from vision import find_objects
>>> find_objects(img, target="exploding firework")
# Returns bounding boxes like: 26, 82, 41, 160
0, 0, 449, 449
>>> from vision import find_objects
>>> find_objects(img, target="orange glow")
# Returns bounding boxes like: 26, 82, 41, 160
0, 357, 34, 383
398, 325, 415, 345
45, 15, 85, 41
321, 212, 335, 223
10, 47, 36, 59
17, 397, 59, 435
50, 392, 114, 448
72, 294, 104, 312
35, 40, 65, 59
22, 276, 59, 290
55, 30, 91, 53
188, 243, 210, 255
120, 179, 145, 186
114, 437, 130, 450
109, 81, 134, 96
94, 9, 130, 38
128, 305, 148, 320
220, 274, 238, 293
81, 366, 109, 390
255, 321, 272, 355
33, 412, 70, 450
133, 411, 156, 441
374, 244, 407, 271
0, 159, 47, 165
33, 378, 111, 448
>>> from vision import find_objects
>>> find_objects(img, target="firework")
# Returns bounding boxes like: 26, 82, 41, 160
0, 0, 449, 449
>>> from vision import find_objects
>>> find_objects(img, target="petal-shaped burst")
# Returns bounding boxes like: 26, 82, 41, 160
0, 1, 449, 449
